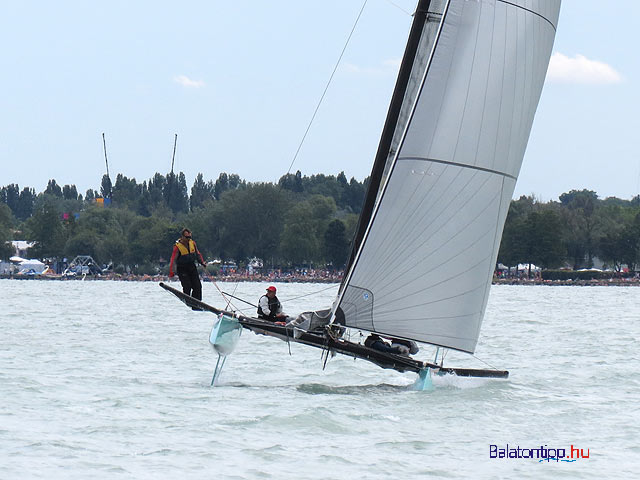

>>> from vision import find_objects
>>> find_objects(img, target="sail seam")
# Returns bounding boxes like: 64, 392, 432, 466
373, 174, 499, 293
497, 0, 557, 30
379, 251, 494, 311
397, 156, 517, 180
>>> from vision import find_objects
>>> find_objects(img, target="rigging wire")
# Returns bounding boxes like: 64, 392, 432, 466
224, 283, 240, 311
279, 284, 339, 304
202, 269, 242, 313
222, 291, 258, 309
471, 354, 501, 371
384, 0, 413, 16
286, 0, 369, 175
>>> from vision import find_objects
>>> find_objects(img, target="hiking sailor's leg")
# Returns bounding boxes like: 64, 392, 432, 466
189, 264, 202, 300
177, 265, 193, 296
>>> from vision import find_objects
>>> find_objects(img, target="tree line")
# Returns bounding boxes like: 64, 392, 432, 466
0, 171, 366, 273
2, 173, 640, 274
498, 190, 640, 272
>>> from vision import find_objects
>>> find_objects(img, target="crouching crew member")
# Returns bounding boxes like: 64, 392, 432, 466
258, 286, 286, 321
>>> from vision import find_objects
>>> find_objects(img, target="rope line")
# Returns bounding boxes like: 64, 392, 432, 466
201, 269, 242, 313
279, 284, 338, 304
286, 0, 369, 174
384, 0, 412, 16
471, 354, 500, 371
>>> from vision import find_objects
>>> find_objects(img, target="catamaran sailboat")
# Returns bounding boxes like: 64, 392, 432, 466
161, 0, 561, 387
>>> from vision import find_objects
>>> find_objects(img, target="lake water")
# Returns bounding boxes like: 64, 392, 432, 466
1, 279, 638, 479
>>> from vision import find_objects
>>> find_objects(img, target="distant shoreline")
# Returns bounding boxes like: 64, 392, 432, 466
0, 273, 340, 284
2, 273, 640, 286
492, 277, 640, 287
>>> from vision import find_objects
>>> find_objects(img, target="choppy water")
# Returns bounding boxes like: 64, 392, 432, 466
1, 279, 639, 479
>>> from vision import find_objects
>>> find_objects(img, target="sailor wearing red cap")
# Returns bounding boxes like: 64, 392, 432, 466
257, 286, 285, 321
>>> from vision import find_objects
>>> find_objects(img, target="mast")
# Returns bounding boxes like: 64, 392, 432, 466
341, 0, 432, 293
170, 133, 177, 174
166, 133, 178, 210
102, 132, 110, 179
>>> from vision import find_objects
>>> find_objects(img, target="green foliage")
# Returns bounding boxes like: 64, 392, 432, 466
0, 203, 14, 259
8, 172, 640, 273
190, 173, 215, 211
498, 196, 538, 267
62, 184, 78, 200
45, 179, 63, 197
100, 175, 112, 199
16, 187, 36, 220
616, 214, 640, 271
0, 201, 15, 228
24, 199, 67, 258
64, 230, 100, 260
181, 199, 222, 259
127, 216, 178, 265
85, 189, 96, 201
278, 170, 303, 193
559, 189, 598, 207
559, 190, 599, 268
214, 173, 245, 200
278, 170, 366, 213
341, 213, 359, 243
281, 202, 320, 265
164, 172, 189, 214
0, 184, 37, 223
522, 210, 566, 269
1, 184, 20, 217
279, 195, 337, 266
324, 219, 349, 269
498, 191, 640, 272
112, 174, 142, 210
218, 183, 291, 263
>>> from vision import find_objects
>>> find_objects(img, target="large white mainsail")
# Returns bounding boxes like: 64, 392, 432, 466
334, 0, 561, 353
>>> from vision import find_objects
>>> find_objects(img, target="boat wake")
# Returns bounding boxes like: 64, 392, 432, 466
297, 383, 413, 395
432, 373, 496, 390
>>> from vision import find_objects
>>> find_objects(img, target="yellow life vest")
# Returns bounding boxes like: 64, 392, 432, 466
175, 239, 196, 255
175, 239, 197, 265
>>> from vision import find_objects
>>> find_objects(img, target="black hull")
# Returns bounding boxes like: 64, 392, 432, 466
159, 282, 508, 379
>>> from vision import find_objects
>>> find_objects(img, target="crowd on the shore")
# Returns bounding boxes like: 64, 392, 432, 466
1, 268, 345, 283
5, 270, 640, 286
492, 276, 640, 286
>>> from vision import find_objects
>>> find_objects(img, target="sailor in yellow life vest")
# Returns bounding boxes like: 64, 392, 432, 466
169, 228, 207, 303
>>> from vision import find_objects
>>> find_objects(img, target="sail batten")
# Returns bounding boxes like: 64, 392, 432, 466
335, 0, 561, 353
397, 156, 518, 180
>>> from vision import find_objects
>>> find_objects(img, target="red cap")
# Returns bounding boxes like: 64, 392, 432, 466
266, 286, 276, 292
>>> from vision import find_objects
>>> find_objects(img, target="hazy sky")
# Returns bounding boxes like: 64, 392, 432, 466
1, 1, 637, 202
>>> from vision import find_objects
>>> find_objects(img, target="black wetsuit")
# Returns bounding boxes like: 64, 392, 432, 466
177, 262, 202, 301
175, 242, 202, 301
